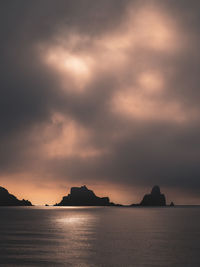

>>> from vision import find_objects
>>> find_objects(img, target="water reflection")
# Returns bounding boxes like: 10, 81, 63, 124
53, 208, 98, 266
0, 207, 200, 266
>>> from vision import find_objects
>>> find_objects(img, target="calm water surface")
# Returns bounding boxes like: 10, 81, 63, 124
0, 206, 200, 266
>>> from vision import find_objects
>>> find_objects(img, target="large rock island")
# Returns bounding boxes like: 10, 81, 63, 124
139, 185, 166, 206
0, 186, 32, 206
55, 185, 119, 206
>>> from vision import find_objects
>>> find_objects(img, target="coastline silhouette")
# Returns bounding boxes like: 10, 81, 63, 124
0, 185, 174, 206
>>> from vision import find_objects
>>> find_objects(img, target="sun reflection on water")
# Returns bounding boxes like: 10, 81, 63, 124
57, 215, 89, 225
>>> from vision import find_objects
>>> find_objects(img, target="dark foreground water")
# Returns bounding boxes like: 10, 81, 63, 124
0, 207, 200, 267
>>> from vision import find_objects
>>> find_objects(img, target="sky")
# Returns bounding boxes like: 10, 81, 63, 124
1, 0, 200, 205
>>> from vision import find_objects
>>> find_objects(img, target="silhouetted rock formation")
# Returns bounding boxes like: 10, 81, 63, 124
139, 186, 166, 206
55, 185, 119, 206
0, 186, 32, 206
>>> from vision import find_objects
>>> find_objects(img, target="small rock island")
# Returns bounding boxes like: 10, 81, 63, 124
140, 185, 166, 206
131, 185, 171, 207
0, 186, 32, 206
55, 185, 119, 206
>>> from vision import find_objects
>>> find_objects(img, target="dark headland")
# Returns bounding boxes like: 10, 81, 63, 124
0, 186, 32, 206
55, 185, 121, 206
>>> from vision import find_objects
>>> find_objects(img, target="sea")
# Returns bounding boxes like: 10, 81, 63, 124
0, 206, 200, 267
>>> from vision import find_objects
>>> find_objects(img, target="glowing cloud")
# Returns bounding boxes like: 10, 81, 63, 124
138, 71, 164, 94
43, 46, 93, 92
112, 87, 188, 123
41, 113, 107, 159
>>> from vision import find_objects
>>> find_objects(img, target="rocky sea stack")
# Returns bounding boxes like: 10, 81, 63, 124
0, 186, 32, 206
140, 185, 166, 206
55, 185, 119, 206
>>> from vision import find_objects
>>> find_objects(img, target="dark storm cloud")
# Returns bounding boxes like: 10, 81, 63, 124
1, 0, 200, 203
